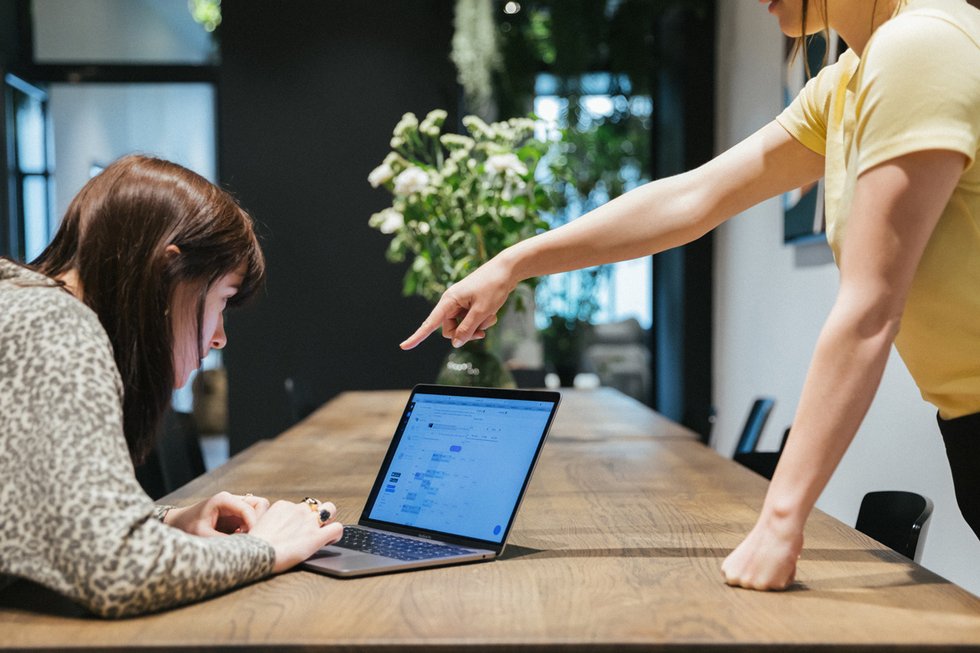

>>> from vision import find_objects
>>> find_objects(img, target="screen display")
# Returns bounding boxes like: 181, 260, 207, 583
366, 392, 554, 543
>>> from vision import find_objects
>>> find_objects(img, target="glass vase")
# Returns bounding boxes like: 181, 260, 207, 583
435, 338, 516, 388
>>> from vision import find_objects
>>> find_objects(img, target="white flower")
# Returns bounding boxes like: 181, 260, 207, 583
440, 159, 459, 177
383, 152, 405, 168
462, 115, 492, 138
416, 221, 431, 235
393, 167, 429, 195
440, 133, 475, 151
501, 179, 526, 202
507, 117, 536, 137
491, 121, 516, 141
485, 153, 528, 177
368, 163, 395, 188
426, 171, 443, 187
369, 208, 405, 234
393, 112, 419, 138
420, 109, 448, 136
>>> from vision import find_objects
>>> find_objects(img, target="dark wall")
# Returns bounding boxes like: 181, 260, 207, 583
651, 3, 716, 441
219, 1, 456, 452
0, 0, 26, 66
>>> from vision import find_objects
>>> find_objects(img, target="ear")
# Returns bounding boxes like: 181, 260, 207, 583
165, 244, 181, 256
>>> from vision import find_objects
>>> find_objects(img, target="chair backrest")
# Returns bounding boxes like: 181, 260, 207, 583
855, 491, 934, 562
779, 426, 791, 451
135, 410, 206, 500
734, 397, 775, 455
284, 376, 320, 425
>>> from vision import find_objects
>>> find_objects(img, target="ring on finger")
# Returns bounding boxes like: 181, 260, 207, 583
317, 507, 332, 525
304, 497, 331, 524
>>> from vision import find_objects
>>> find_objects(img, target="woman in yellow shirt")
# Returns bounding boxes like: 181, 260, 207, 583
402, 0, 980, 590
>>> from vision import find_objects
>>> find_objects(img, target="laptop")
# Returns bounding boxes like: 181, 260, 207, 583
302, 384, 561, 577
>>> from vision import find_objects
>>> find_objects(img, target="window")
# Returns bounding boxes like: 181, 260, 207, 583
533, 72, 652, 330
3, 74, 53, 261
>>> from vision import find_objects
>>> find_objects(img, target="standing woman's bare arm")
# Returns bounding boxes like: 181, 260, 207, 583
721, 148, 967, 591
402, 120, 825, 349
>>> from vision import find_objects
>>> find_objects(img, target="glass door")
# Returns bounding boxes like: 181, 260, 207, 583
2, 73, 53, 261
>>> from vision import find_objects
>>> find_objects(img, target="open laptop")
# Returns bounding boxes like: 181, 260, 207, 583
302, 384, 561, 577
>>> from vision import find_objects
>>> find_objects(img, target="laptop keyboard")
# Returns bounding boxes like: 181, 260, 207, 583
334, 526, 474, 561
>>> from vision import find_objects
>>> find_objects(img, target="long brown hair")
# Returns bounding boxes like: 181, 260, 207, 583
32, 154, 265, 464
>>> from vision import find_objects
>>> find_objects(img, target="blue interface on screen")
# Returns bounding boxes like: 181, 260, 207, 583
367, 393, 553, 543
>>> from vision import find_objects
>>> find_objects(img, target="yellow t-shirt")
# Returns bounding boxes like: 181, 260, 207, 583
776, 0, 980, 418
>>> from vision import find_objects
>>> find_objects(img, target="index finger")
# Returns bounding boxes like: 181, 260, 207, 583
400, 297, 458, 350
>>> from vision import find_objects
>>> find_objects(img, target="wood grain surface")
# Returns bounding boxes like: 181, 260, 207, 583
2, 389, 979, 651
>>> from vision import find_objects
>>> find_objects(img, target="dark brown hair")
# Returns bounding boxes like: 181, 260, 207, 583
32, 154, 265, 464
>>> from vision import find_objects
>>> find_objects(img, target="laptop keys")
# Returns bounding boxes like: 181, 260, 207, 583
334, 526, 473, 561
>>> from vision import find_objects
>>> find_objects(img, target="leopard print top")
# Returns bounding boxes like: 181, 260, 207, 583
0, 259, 275, 618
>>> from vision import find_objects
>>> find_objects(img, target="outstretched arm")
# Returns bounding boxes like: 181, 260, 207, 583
721, 148, 966, 590
401, 120, 824, 349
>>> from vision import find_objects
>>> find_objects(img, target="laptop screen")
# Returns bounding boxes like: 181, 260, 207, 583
364, 389, 557, 544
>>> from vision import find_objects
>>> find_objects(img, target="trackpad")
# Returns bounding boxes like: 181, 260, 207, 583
307, 546, 366, 561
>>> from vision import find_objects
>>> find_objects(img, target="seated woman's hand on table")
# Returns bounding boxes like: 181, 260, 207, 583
165, 492, 344, 573
164, 491, 271, 536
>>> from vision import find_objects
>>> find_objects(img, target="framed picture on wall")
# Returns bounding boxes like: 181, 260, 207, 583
782, 32, 845, 244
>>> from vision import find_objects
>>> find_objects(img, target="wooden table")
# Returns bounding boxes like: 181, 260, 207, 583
3, 388, 980, 651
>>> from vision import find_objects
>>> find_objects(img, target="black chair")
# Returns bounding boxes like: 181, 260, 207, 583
733, 450, 781, 480
284, 377, 318, 425
135, 410, 206, 500
734, 397, 776, 455
733, 416, 785, 481
855, 491, 934, 562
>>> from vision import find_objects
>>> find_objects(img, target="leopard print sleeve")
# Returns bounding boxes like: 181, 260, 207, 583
0, 268, 276, 618
153, 505, 176, 522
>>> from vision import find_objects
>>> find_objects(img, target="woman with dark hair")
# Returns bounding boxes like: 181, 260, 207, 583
0, 154, 343, 617
402, 0, 979, 590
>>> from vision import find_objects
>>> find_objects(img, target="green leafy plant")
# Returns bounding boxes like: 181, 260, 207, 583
368, 109, 555, 304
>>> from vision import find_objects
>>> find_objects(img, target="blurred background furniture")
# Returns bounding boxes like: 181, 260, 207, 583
135, 410, 206, 500
734, 397, 775, 455
855, 490, 934, 563
732, 400, 780, 480
580, 318, 651, 403
284, 376, 318, 426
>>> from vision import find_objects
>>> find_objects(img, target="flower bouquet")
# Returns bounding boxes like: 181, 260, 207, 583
368, 109, 554, 386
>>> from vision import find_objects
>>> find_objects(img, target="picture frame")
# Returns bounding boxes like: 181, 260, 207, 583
782, 31, 845, 245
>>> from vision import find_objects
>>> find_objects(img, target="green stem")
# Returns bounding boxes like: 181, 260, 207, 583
473, 223, 487, 264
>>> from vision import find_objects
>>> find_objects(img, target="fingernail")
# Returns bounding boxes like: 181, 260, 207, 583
452, 339, 462, 348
